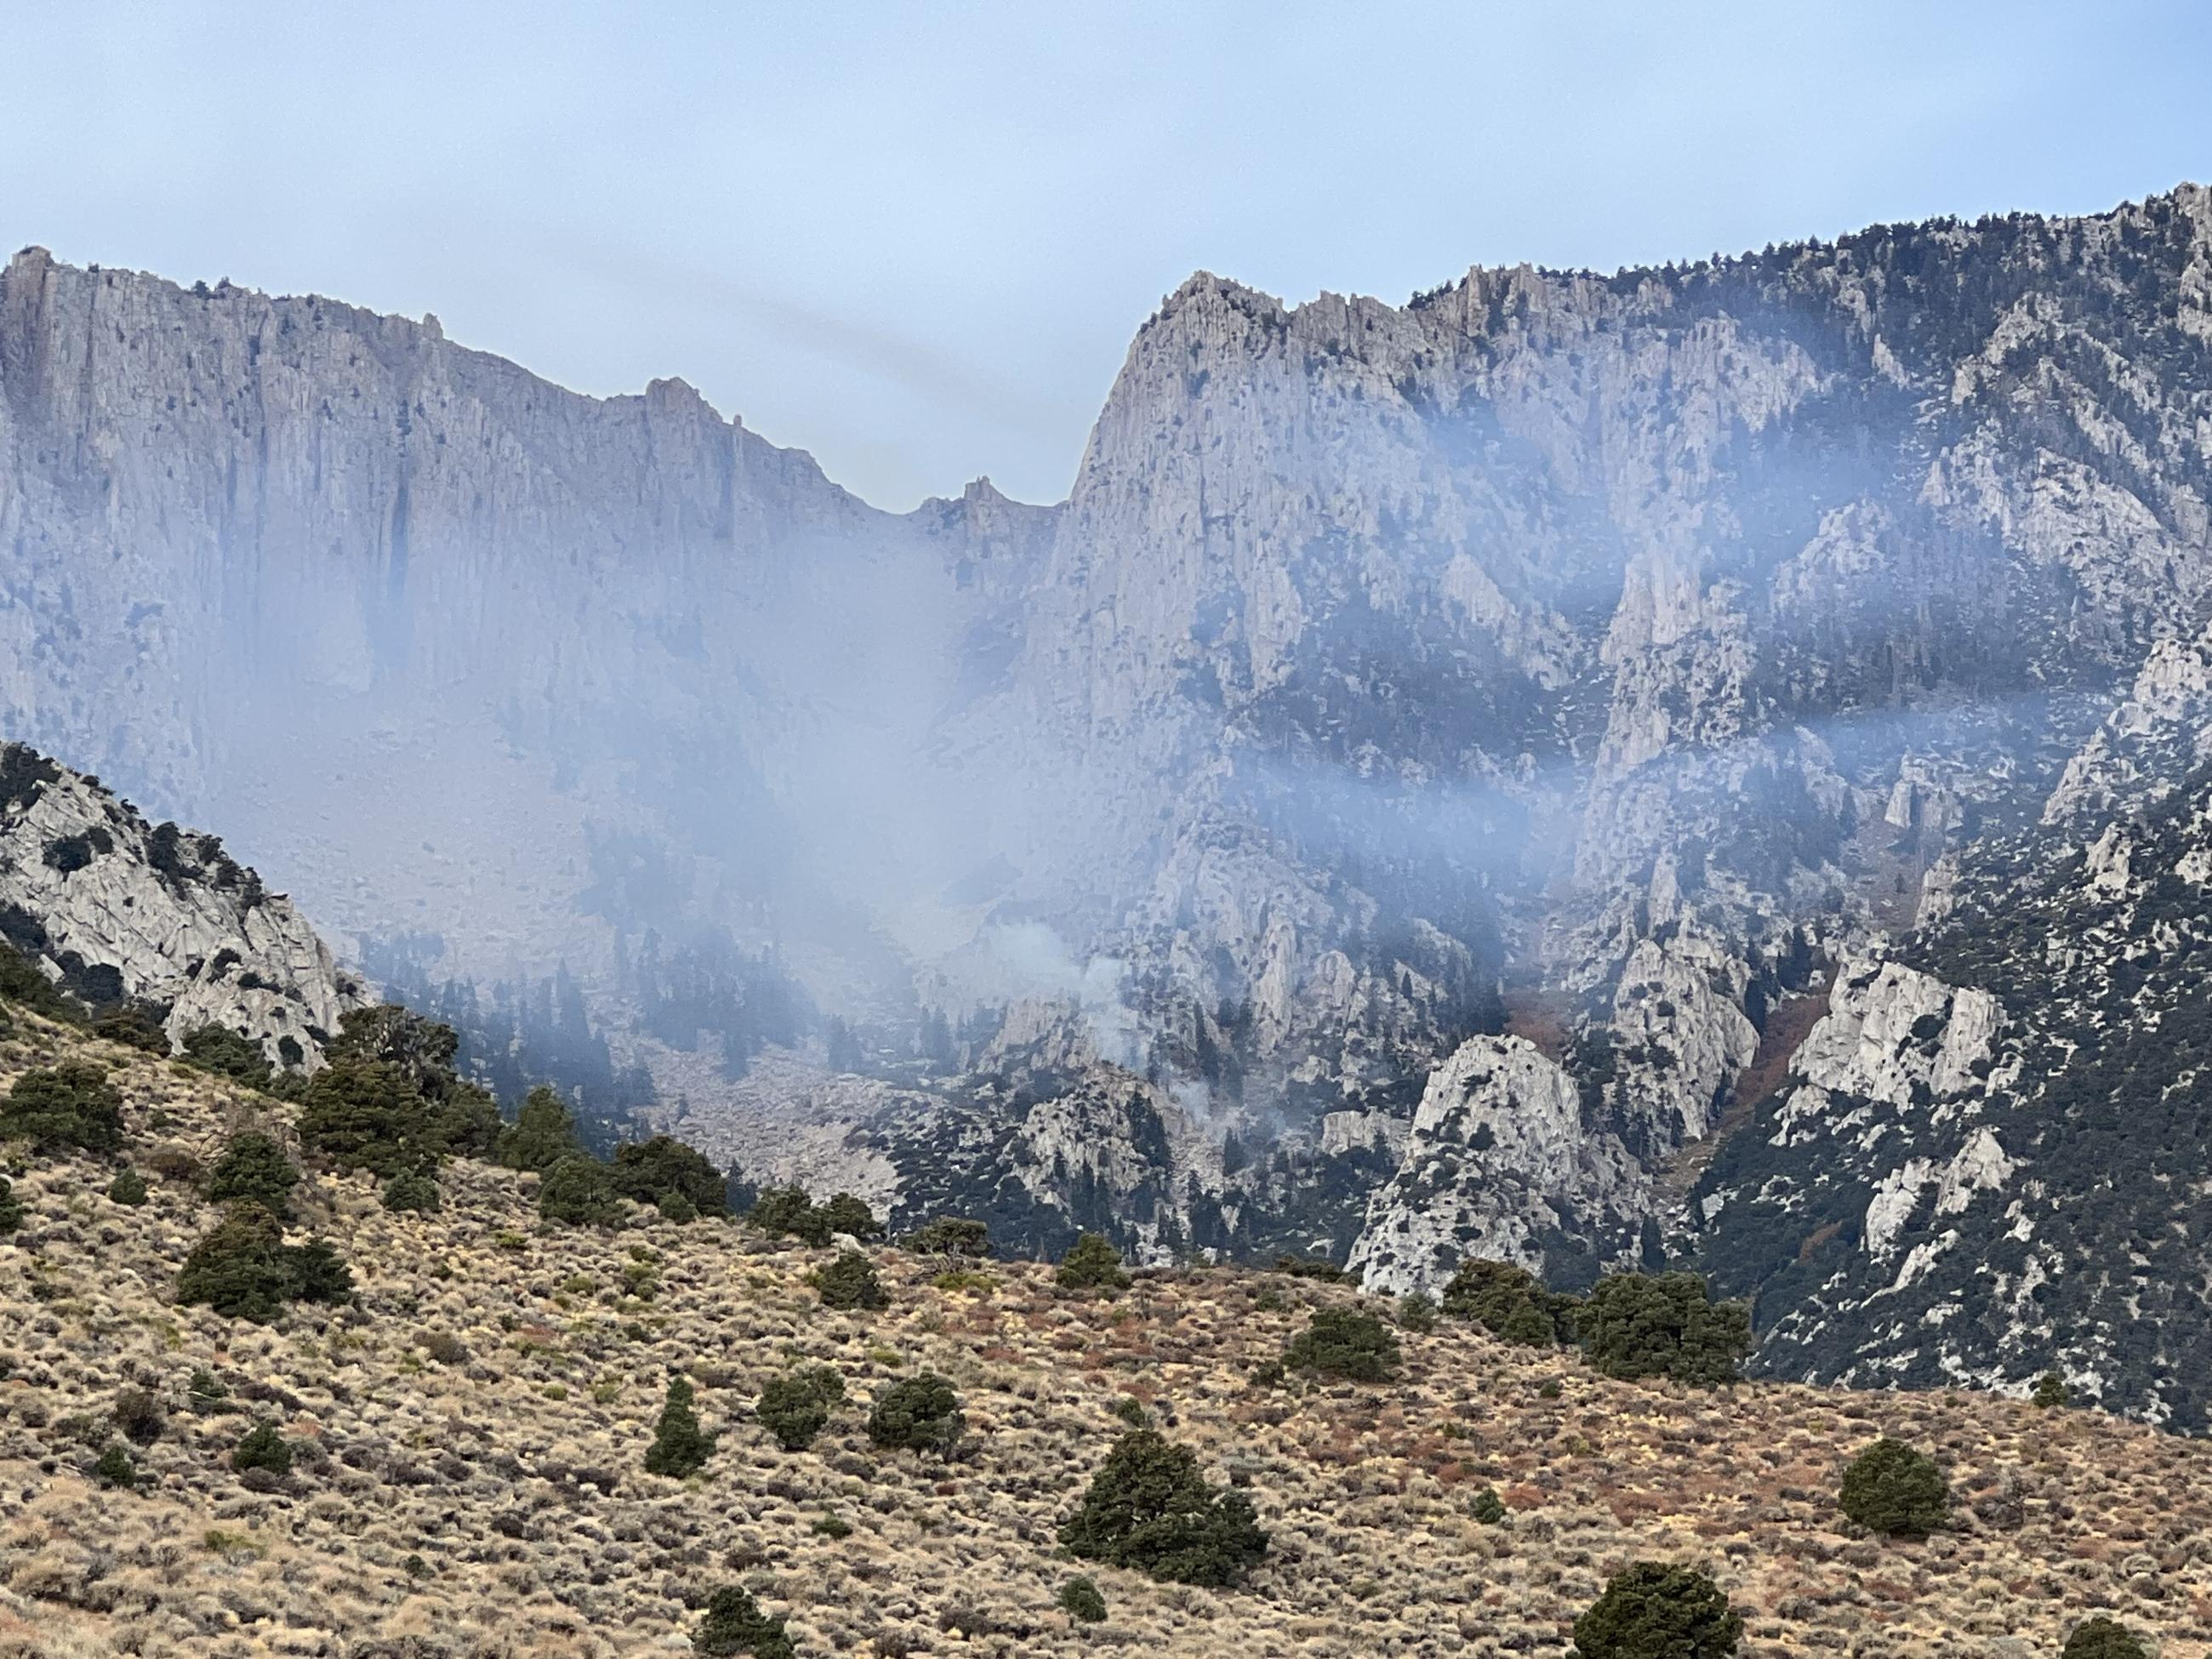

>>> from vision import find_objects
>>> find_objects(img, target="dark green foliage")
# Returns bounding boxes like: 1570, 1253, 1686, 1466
380, 1168, 442, 1213
1056, 1231, 1131, 1293
92, 1003, 170, 1055
1271, 1253, 1348, 1282
0, 938, 83, 1024
2063, 1616, 2152, 1659
1577, 1273, 1750, 1386
1058, 1575, 1108, 1624
867, 1371, 963, 1453
755, 1365, 846, 1451
2033, 1371, 2069, 1408
658, 1189, 698, 1223
644, 1374, 715, 1478
694, 1584, 795, 1659
1571, 1562, 1742, 1659
176, 1205, 353, 1322
909, 1215, 990, 1257
106, 1166, 148, 1206
112, 1387, 162, 1444
206, 1131, 299, 1217
431, 1080, 503, 1160
1838, 1439, 1949, 1538
818, 1191, 881, 1239
0, 1060, 123, 1154
299, 1060, 434, 1177
750, 1184, 831, 1245
232, 1419, 294, 1474
94, 1441, 136, 1489
813, 1249, 887, 1311
324, 1004, 459, 1094
1397, 1291, 1437, 1332
498, 1085, 584, 1172
1283, 1307, 1401, 1382
539, 1154, 624, 1226
0, 1176, 20, 1234
1058, 1428, 1268, 1588
608, 1134, 729, 1217
187, 1369, 232, 1412
1441, 1257, 1579, 1346
1111, 1394, 1149, 1428
180, 1024, 273, 1090
1470, 1486, 1508, 1525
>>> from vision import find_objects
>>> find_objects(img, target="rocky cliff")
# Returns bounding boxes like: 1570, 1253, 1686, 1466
6, 186, 2212, 1412
0, 741, 362, 1063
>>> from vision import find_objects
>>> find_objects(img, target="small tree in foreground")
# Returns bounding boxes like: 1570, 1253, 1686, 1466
1572, 1562, 1742, 1659
177, 1205, 351, 1323
498, 1084, 584, 1172
868, 1372, 963, 1454
207, 1130, 299, 1217
1441, 1257, 1579, 1346
645, 1375, 715, 1478
1059, 1428, 1268, 1588
750, 1185, 831, 1246
1577, 1272, 1750, 1385
1056, 1232, 1131, 1294
2063, 1615, 2152, 1659
539, 1154, 624, 1226
2032, 1370, 2069, 1409
233, 1420, 294, 1475
0, 1061, 123, 1154
94, 1441, 136, 1490
1839, 1439, 1948, 1539
1283, 1307, 1402, 1382
1058, 1575, 1108, 1624
106, 1166, 148, 1206
695, 1585, 795, 1659
910, 1215, 990, 1259
813, 1249, 887, 1311
756, 1365, 846, 1451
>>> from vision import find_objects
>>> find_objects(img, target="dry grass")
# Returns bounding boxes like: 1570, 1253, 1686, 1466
0, 1012, 2206, 1656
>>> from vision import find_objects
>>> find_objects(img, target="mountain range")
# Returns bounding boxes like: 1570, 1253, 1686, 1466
3, 182, 2211, 1417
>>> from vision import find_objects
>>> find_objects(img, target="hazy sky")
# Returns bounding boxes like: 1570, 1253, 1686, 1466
4, 1, 2206, 510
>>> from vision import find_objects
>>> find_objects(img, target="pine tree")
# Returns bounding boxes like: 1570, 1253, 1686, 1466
644, 1374, 715, 1478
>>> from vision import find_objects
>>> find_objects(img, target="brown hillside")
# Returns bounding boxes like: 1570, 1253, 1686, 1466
0, 1012, 2203, 1657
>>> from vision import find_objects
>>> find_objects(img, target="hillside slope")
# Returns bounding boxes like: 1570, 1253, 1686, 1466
0, 1014, 2205, 1658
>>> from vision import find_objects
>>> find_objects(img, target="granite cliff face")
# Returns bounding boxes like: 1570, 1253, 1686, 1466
6, 187, 2212, 1410
0, 742, 362, 1063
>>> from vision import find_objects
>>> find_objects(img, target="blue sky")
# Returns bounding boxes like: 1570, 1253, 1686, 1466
3, 1, 2206, 509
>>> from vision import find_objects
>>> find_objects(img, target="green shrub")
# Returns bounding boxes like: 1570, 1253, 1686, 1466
1440, 1257, 1579, 1345
0, 933, 84, 1023
1838, 1439, 1948, 1538
180, 1024, 273, 1090
909, 1215, 990, 1257
112, 1387, 163, 1444
867, 1371, 963, 1453
1058, 1575, 1108, 1624
232, 1420, 294, 1474
0, 1060, 123, 1153
1283, 1307, 1401, 1382
187, 1369, 232, 1412
92, 1004, 169, 1055
299, 1060, 433, 1177
1058, 1428, 1268, 1588
1056, 1232, 1131, 1293
176, 1205, 352, 1322
749, 1185, 831, 1245
2032, 1371, 2069, 1409
608, 1134, 729, 1217
0, 1175, 20, 1234
818, 1191, 881, 1239
206, 1131, 299, 1217
756, 1365, 846, 1451
658, 1189, 698, 1223
106, 1166, 148, 1206
694, 1584, 795, 1659
380, 1169, 441, 1213
539, 1154, 624, 1226
1271, 1252, 1347, 1282
94, 1441, 136, 1489
1572, 1562, 1742, 1659
1470, 1486, 1507, 1525
1397, 1291, 1437, 1332
813, 1249, 887, 1311
497, 1085, 584, 1172
1111, 1394, 1149, 1428
644, 1374, 715, 1478
2063, 1616, 2152, 1659
1576, 1272, 1750, 1385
